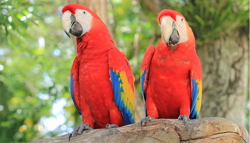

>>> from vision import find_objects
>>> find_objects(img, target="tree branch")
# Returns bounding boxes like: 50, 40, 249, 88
32, 117, 249, 143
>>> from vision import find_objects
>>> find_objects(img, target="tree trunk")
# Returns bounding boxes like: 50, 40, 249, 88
139, 0, 249, 126
198, 34, 248, 126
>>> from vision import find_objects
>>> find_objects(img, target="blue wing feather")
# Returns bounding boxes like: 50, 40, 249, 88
141, 70, 147, 103
109, 69, 134, 125
140, 70, 148, 116
190, 78, 199, 119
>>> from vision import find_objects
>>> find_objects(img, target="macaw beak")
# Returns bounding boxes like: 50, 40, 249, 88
62, 11, 83, 38
161, 16, 180, 46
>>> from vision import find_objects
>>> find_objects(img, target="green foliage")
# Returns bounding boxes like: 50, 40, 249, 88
168, 0, 249, 47
0, 0, 42, 44
0, 0, 249, 142
0, 0, 77, 142
0, 0, 44, 141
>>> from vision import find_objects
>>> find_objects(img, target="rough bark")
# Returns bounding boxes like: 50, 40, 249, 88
198, 34, 249, 126
139, 0, 249, 126
139, 0, 168, 15
32, 117, 250, 143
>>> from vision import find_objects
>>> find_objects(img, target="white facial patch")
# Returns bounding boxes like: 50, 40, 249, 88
74, 9, 93, 36
175, 15, 188, 43
161, 16, 174, 40
62, 11, 72, 32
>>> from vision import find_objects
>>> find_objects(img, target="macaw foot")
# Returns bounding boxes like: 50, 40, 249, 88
140, 116, 155, 127
69, 124, 93, 141
105, 124, 119, 129
178, 115, 190, 122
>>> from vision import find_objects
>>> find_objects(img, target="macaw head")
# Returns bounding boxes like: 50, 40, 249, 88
61, 4, 103, 38
158, 9, 194, 47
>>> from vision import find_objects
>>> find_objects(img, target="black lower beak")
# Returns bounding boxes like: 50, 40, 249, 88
168, 28, 179, 46
64, 30, 71, 38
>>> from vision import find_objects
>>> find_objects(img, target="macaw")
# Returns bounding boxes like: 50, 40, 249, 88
140, 9, 202, 125
61, 4, 136, 139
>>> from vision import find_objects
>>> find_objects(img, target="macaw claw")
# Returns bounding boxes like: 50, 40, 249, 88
105, 124, 119, 129
140, 116, 155, 127
178, 115, 190, 122
69, 124, 93, 141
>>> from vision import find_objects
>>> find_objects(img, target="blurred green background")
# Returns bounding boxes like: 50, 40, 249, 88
0, 0, 249, 142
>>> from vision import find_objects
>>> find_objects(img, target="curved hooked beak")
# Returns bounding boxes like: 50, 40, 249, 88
161, 17, 180, 46
62, 12, 83, 38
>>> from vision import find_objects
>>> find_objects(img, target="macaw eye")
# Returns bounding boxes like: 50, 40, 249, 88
181, 18, 183, 21
83, 11, 86, 14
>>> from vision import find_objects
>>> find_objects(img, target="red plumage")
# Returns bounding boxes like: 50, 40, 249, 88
141, 9, 202, 120
63, 4, 135, 129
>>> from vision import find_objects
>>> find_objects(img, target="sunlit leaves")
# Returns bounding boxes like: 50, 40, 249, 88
0, 0, 43, 44
0, 0, 72, 142
0, 0, 249, 142
169, 0, 249, 46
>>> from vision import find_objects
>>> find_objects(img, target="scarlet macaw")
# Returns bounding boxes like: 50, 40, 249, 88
141, 9, 202, 124
61, 4, 135, 138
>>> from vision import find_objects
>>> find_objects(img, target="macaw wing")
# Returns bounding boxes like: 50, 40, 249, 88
190, 58, 202, 119
70, 57, 82, 115
108, 48, 135, 125
140, 45, 155, 104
